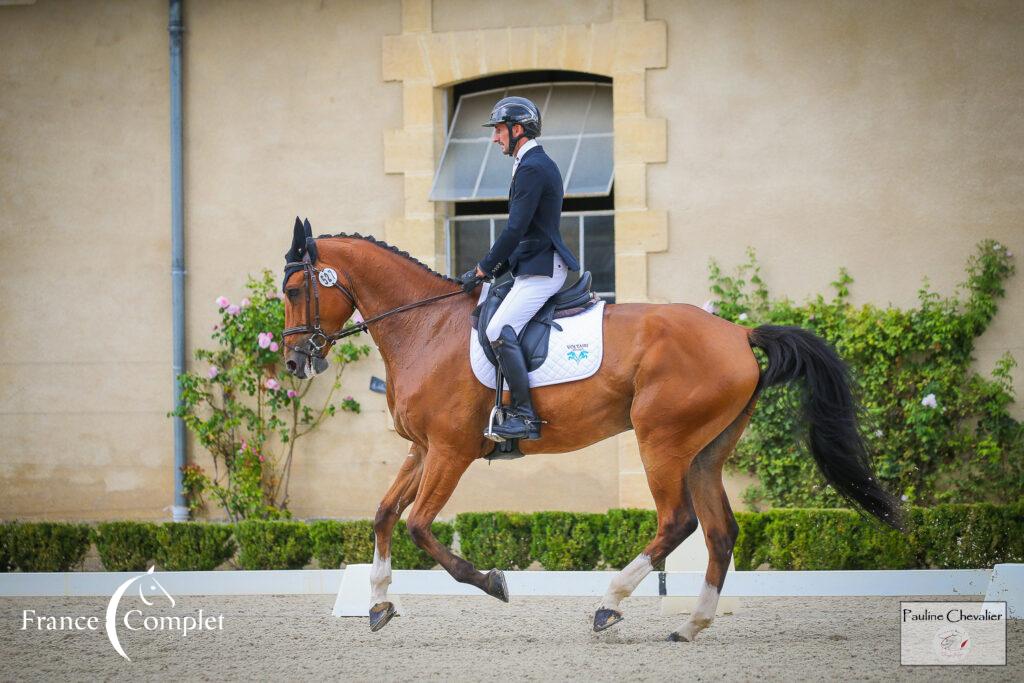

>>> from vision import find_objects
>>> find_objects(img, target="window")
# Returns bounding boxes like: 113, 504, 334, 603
431, 82, 614, 201
436, 75, 616, 302
447, 211, 616, 303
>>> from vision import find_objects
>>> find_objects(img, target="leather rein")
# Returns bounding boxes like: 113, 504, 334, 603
281, 255, 466, 357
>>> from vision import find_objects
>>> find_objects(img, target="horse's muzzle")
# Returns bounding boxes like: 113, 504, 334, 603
286, 344, 329, 379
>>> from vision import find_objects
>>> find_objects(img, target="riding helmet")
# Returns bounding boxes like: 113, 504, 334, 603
482, 96, 542, 139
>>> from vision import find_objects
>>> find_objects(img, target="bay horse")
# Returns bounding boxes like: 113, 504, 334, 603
280, 219, 902, 642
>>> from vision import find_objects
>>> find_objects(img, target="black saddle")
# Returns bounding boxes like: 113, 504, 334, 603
472, 271, 599, 370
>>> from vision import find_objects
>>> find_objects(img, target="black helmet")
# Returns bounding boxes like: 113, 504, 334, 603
483, 96, 541, 156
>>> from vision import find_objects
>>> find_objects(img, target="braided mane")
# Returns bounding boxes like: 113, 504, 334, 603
318, 232, 461, 285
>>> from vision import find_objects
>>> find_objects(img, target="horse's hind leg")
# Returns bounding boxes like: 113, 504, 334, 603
593, 465, 700, 632
668, 408, 753, 643
369, 442, 425, 631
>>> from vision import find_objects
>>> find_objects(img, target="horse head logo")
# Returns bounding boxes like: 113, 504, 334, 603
105, 567, 175, 662
567, 349, 589, 364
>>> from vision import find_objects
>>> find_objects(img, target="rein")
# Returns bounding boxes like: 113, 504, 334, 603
282, 256, 466, 356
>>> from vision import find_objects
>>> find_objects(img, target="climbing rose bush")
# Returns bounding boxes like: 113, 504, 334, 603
705, 240, 1021, 509
173, 270, 371, 521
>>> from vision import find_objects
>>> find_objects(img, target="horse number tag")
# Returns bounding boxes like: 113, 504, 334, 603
318, 268, 339, 287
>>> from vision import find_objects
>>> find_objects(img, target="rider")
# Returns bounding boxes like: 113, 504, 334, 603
460, 96, 581, 441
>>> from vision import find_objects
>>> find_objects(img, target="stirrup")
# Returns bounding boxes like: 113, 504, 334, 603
483, 405, 505, 443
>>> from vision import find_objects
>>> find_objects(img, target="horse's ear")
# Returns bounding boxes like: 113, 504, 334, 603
285, 217, 305, 263
303, 218, 319, 263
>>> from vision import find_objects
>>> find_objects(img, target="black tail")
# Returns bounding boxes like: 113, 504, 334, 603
748, 325, 903, 530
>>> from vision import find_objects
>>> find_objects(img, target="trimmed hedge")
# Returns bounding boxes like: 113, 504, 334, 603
733, 508, 915, 571
455, 512, 533, 570
1, 522, 15, 572
309, 519, 455, 569
914, 503, 1024, 569
3, 504, 1020, 572
309, 520, 345, 569
8, 522, 91, 572
93, 522, 160, 572
530, 512, 606, 570
235, 520, 312, 570
733, 503, 1024, 570
599, 508, 660, 570
155, 523, 236, 571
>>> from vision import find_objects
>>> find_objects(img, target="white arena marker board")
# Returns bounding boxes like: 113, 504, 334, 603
984, 563, 1023, 618
0, 567, 1000, 606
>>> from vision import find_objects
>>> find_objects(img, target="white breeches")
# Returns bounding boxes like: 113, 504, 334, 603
485, 252, 568, 342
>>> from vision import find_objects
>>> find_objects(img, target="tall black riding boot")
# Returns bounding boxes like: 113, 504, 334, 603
489, 325, 542, 440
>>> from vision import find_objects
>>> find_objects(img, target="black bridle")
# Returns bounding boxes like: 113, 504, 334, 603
282, 254, 466, 359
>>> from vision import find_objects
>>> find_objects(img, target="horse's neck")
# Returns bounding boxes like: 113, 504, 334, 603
327, 240, 468, 368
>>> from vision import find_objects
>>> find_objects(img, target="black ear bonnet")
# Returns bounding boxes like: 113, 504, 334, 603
283, 217, 319, 291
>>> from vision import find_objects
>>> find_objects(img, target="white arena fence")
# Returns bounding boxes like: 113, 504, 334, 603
1, 565, 1019, 618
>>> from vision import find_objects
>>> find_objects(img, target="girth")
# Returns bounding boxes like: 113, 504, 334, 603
472, 271, 598, 371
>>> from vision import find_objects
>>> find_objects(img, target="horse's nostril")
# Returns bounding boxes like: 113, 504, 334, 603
286, 359, 297, 372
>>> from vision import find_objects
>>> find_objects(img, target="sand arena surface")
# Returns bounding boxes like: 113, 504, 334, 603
0, 594, 1019, 681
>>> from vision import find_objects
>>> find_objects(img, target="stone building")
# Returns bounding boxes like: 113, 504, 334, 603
1, 0, 1021, 521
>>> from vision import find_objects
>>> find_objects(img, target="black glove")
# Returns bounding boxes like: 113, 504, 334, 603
459, 268, 484, 293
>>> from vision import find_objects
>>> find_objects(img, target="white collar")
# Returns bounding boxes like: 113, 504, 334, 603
515, 138, 538, 163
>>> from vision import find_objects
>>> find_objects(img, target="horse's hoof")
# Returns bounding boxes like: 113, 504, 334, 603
593, 608, 623, 632
484, 569, 509, 603
369, 601, 396, 632
666, 631, 690, 642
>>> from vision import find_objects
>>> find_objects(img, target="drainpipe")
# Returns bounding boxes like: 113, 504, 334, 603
169, 0, 189, 522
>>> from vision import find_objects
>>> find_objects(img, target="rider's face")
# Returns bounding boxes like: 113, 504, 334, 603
491, 122, 522, 155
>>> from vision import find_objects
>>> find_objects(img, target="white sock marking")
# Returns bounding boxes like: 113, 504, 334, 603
675, 580, 720, 641
598, 553, 653, 611
369, 544, 392, 606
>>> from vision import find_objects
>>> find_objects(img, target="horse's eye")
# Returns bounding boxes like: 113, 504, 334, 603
286, 288, 300, 299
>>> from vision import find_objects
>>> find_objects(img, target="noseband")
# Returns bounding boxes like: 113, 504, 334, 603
282, 255, 465, 359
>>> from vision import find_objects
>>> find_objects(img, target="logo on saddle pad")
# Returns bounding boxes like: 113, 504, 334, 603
566, 343, 590, 363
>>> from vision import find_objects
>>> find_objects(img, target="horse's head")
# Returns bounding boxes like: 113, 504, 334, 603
282, 217, 357, 379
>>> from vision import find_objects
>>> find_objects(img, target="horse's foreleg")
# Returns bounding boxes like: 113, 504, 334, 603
594, 463, 699, 632
404, 447, 508, 601
668, 410, 752, 643
368, 443, 424, 631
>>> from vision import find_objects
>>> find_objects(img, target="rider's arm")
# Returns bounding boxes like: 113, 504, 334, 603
477, 165, 544, 276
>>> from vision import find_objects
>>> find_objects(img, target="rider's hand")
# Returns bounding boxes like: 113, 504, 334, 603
459, 268, 484, 293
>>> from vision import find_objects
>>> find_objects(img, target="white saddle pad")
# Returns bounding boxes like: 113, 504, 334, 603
469, 284, 605, 390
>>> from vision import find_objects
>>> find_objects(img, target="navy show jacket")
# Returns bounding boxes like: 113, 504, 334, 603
478, 145, 581, 277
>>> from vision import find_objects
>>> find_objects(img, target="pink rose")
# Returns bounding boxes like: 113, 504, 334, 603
258, 332, 273, 349
287, 390, 297, 398
207, 366, 219, 379
240, 298, 251, 308
226, 304, 240, 315
269, 342, 279, 352
265, 378, 280, 391
216, 296, 230, 309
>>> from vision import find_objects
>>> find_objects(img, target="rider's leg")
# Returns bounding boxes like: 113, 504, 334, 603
490, 324, 541, 439
484, 255, 566, 439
